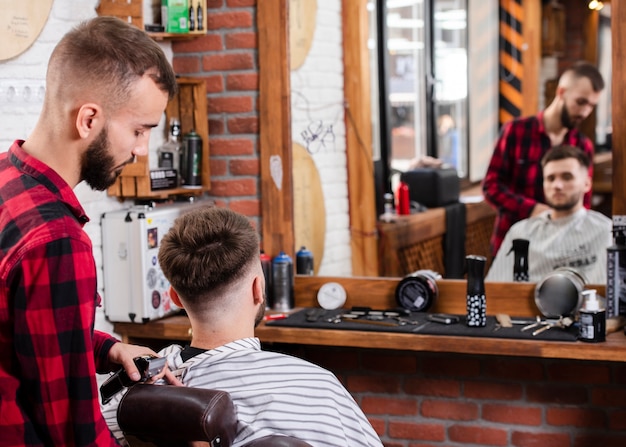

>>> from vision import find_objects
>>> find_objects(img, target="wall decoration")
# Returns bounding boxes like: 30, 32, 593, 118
0, 0, 53, 61
289, 0, 317, 70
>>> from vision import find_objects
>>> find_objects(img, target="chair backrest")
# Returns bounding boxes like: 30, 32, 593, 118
117, 384, 313, 447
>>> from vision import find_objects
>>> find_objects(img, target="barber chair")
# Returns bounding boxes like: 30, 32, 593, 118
117, 384, 313, 447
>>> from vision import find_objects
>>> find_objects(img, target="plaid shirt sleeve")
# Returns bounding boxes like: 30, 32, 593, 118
14, 236, 118, 446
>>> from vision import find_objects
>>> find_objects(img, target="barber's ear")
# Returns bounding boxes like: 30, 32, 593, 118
252, 275, 265, 306
75, 103, 103, 139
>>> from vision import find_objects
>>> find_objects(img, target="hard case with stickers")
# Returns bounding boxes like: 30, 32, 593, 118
101, 203, 200, 323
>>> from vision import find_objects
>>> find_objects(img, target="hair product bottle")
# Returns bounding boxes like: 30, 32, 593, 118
578, 289, 606, 343
466, 255, 487, 327
510, 238, 530, 282
606, 228, 626, 318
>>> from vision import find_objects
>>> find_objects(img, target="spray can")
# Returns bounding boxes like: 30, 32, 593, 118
509, 238, 530, 282
272, 251, 294, 312
466, 255, 487, 327
296, 246, 314, 275
396, 181, 410, 215
181, 130, 203, 188
578, 289, 606, 343
260, 250, 272, 309
606, 229, 626, 318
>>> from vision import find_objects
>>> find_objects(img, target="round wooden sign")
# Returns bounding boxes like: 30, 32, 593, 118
289, 0, 317, 71
292, 142, 326, 274
0, 0, 53, 61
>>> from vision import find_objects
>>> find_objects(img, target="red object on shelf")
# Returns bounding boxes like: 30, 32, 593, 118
396, 181, 410, 215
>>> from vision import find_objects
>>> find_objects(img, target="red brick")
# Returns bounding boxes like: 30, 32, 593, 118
173, 34, 223, 53
546, 407, 606, 428
421, 355, 481, 378
225, 32, 257, 49
206, 0, 223, 8
573, 433, 626, 447
209, 138, 254, 156
209, 158, 227, 176
226, 73, 259, 91
228, 116, 259, 134
208, 96, 254, 114
229, 199, 259, 216
208, 118, 225, 135
347, 374, 402, 394
226, 0, 256, 8
172, 56, 200, 74
421, 400, 478, 421
482, 403, 542, 426
361, 396, 418, 416
361, 352, 417, 374
210, 178, 256, 196
614, 365, 626, 385
207, 11, 253, 30
367, 417, 386, 438
448, 424, 508, 446
609, 409, 626, 430
388, 421, 445, 441
202, 75, 224, 94
483, 358, 544, 381
464, 380, 523, 400
301, 347, 359, 371
404, 378, 460, 398
203, 53, 254, 71
229, 159, 259, 176
591, 387, 626, 407
526, 384, 588, 405
511, 430, 571, 447
546, 363, 611, 384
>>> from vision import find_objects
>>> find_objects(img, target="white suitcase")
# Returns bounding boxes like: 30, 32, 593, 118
102, 203, 198, 323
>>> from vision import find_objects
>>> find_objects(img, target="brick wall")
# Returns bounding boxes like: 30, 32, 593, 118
276, 345, 626, 447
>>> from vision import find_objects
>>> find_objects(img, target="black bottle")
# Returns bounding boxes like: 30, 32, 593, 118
509, 238, 530, 282
197, 2, 204, 31
466, 255, 487, 327
189, 5, 195, 31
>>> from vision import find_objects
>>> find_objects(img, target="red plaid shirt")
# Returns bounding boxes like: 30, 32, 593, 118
0, 141, 119, 446
482, 112, 594, 256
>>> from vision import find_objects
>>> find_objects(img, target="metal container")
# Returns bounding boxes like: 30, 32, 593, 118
181, 130, 202, 188
534, 267, 585, 318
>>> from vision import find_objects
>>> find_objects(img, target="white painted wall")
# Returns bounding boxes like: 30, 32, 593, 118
291, 0, 352, 276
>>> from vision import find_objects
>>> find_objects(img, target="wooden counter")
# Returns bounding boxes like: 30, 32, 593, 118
112, 276, 626, 363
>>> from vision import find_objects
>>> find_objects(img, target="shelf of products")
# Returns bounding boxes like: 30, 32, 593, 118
96, 0, 206, 41
107, 77, 211, 200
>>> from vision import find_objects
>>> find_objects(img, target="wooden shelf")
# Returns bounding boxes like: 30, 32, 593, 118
107, 77, 211, 200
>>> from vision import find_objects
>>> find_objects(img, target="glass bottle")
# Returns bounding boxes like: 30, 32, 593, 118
157, 117, 182, 185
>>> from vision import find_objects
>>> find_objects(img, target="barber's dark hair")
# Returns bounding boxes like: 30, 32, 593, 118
541, 144, 591, 169
158, 206, 259, 302
48, 16, 177, 108
564, 61, 605, 92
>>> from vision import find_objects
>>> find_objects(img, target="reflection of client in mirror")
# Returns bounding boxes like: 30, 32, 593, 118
486, 145, 611, 283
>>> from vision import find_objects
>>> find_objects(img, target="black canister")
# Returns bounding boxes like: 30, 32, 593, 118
510, 238, 530, 282
395, 269, 440, 312
272, 251, 294, 312
466, 255, 487, 327
296, 246, 314, 275
181, 130, 202, 188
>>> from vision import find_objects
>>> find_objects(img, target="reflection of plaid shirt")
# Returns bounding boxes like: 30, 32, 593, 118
482, 112, 594, 256
0, 141, 118, 446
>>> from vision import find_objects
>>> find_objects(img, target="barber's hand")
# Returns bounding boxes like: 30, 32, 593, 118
107, 342, 157, 382
530, 203, 551, 217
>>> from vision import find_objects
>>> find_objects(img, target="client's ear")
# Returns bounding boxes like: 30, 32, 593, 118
169, 286, 183, 308
252, 275, 265, 306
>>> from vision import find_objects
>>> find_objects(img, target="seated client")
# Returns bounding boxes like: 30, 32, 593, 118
486, 145, 611, 283
102, 206, 383, 447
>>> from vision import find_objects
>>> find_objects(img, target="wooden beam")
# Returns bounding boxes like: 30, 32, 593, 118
258, 1, 295, 258
612, 0, 626, 215
342, 0, 378, 276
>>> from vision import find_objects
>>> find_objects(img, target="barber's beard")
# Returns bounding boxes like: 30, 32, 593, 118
561, 105, 581, 130
80, 127, 130, 191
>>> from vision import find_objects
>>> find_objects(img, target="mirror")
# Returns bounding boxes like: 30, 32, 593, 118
258, 1, 625, 283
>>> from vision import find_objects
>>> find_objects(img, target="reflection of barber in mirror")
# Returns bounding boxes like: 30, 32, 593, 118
482, 61, 605, 257
486, 145, 611, 283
